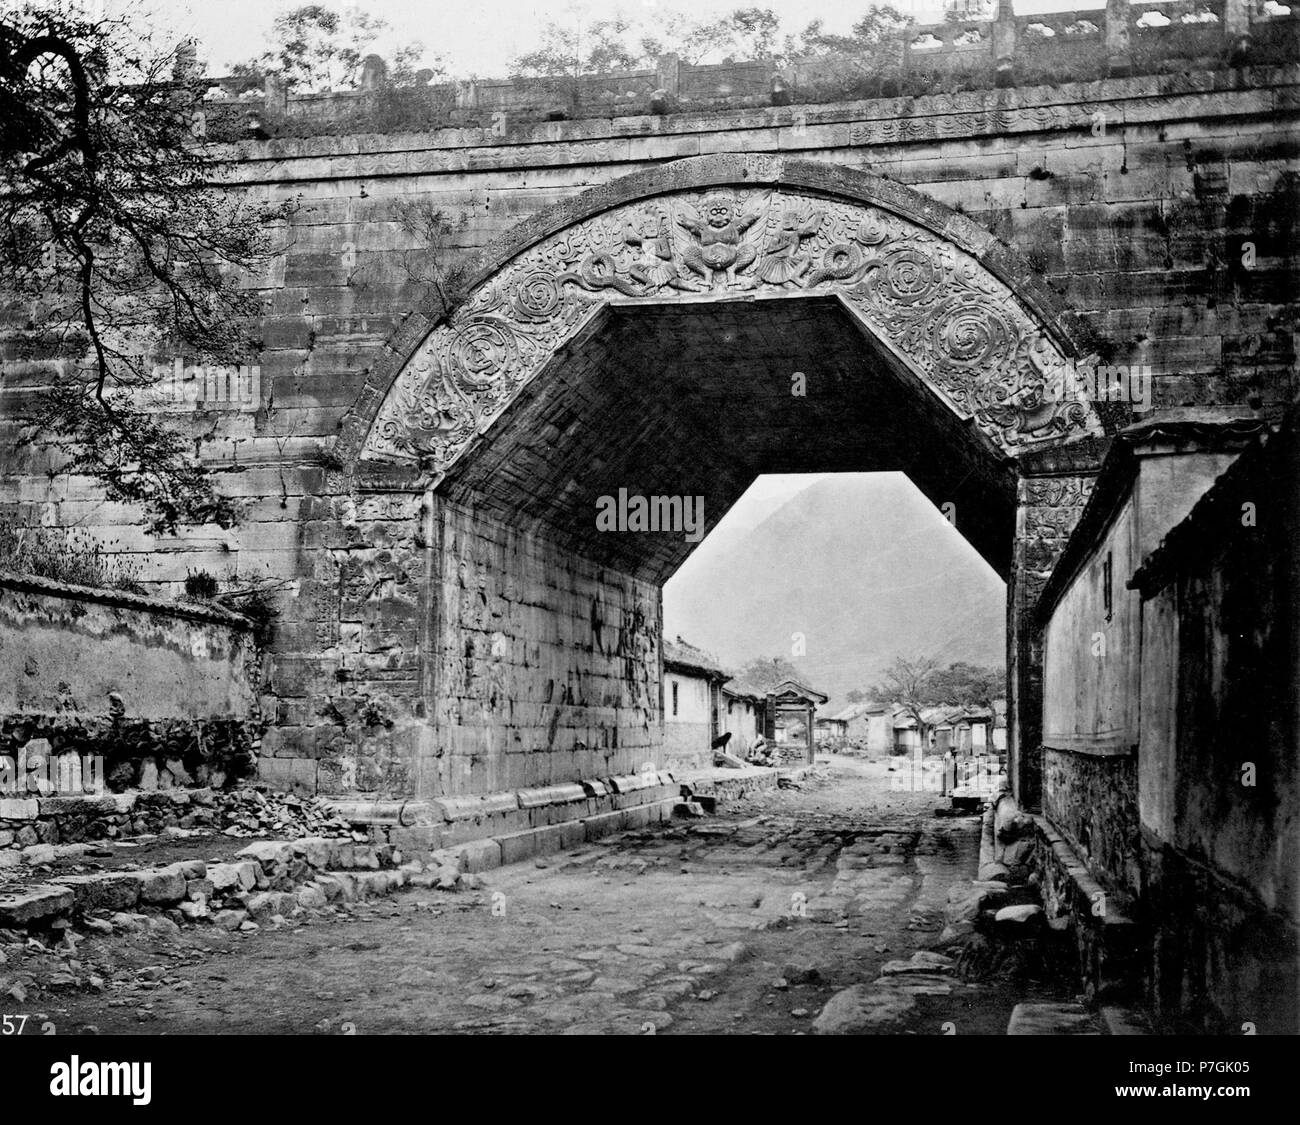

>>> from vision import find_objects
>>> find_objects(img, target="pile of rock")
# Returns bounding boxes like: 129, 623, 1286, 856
2, 786, 354, 867
211, 787, 353, 840
0, 836, 457, 942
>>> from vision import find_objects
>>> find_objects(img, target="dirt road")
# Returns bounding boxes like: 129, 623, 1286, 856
28, 758, 1068, 1035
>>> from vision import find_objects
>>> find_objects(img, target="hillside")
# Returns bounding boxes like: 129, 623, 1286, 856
662, 473, 1006, 708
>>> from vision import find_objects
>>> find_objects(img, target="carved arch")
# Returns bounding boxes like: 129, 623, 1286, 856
338, 154, 1103, 480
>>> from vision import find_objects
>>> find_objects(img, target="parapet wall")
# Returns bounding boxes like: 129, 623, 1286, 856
192, 0, 1298, 140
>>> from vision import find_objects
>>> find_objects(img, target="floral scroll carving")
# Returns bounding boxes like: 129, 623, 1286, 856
364, 188, 1102, 473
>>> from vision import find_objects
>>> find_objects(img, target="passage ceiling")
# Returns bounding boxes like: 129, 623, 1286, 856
438, 296, 1018, 583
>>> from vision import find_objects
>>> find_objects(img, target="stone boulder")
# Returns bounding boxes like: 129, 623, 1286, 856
812, 985, 916, 1033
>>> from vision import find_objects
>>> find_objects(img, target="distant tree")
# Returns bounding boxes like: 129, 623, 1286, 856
845, 688, 869, 703
789, 5, 910, 57
0, 2, 294, 533
644, 7, 783, 64
870, 655, 1005, 750
871, 654, 940, 746
512, 17, 649, 78
927, 661, 1004, 709
232, 4, 437, 92
737, 655, 805, 693
511, 7, 785, 77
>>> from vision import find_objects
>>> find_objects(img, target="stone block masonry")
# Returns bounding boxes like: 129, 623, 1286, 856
0, 53, 1295, 810
430, 499, 662, 795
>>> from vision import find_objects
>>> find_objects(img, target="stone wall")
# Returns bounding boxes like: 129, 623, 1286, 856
0, 50, 1295, 802
1037, 424, 1259, 872
1131, 415, 1300, 1033
0, 573, 261, 795
1042, 746, 1141, 899
192, 3, 1300, 140
430, 499, 662, 795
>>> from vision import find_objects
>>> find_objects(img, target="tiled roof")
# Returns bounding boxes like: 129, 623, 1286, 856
663, 636, 729, 679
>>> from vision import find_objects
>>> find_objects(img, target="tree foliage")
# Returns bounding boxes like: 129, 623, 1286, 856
511, 6, 789, 76
736, 655, 806, 693
0, 2, 294, 533
868, 655, 1004, 736
231, 4, 436, 92
790, 6, 910, 57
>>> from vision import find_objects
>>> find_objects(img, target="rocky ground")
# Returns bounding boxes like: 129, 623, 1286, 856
3, 758, 1080, 1035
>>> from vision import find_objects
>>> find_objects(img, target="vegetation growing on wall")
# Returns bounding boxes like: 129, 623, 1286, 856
0, 522, 143, 592
0, 2, 295, 534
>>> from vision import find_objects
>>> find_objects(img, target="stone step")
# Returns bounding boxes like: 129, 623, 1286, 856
0, 884, 75, 927
1006, 1001, 1102, 1035
1101, 1005, 1152, 1035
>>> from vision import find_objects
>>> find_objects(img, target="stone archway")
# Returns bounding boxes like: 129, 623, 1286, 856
340, 154, 1102, 476
333, 154, 1107, 806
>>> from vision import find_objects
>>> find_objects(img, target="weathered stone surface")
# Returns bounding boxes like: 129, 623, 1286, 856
994, 904, 1044, 924
296, 884, 327, 909
237, 841, 295, 869
209, 862, 258, 892
1007, 1001, 1099, 1035
879, 951, 956, 975
458, 838, 502, 873
296, 837, 333, 869
213, 909, 247, 931
244, 892, 280, 920
812, 985, 916, 1033
136, 867, 187, 905
0, 884, 74, 926
178, 898, 209, 921
53, 874, 141, 913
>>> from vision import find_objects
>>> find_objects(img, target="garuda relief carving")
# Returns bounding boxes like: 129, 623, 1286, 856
365, 188, 1102, 473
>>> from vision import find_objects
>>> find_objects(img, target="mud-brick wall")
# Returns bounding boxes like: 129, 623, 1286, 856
0, 573, 261, 792
431, 498, 662, 796
1135, 420, 1300, 1034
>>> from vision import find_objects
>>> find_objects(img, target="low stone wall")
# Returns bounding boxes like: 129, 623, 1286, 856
1031, 814, 1146, 1003
0, 573, 263, 797
1041, 747, 1141, 899
0, 791, 219, 866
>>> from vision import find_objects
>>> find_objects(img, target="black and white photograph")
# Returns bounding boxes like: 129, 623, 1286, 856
0, 0, 1295, 1097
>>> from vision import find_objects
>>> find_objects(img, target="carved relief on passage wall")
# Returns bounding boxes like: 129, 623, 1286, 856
364, 188, 1102, 472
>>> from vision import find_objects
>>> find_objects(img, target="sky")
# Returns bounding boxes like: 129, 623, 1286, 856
51, 0, 1116, 79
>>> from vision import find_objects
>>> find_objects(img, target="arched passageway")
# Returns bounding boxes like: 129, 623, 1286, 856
335, 154, 1105, 805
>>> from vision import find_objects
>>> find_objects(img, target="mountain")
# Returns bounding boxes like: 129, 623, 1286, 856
662, 472, 1005, 709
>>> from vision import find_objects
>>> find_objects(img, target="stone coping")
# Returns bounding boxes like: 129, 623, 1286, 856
1031, 812, 1135, 927
0, 569, 253, 631
318, 772, 679, 826
213, 65, 1300, 165
677, 765, 780, 786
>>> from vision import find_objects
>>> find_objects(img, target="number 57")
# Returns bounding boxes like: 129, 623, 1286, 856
2, 1015, 29, 1035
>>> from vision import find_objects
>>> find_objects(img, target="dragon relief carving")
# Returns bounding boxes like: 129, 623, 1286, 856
364, 188, 1101, 472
